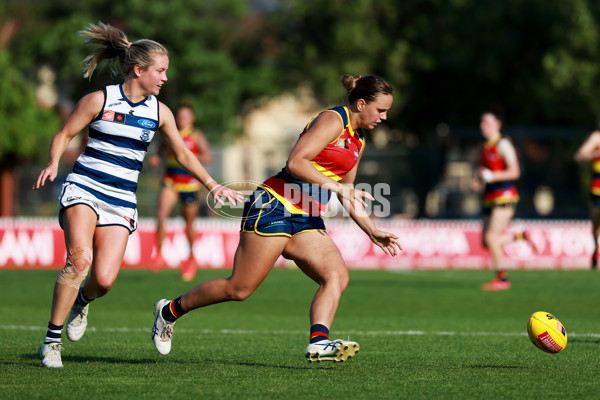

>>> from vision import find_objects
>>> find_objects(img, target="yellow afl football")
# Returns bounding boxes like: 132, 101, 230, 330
527, 311, 567, 353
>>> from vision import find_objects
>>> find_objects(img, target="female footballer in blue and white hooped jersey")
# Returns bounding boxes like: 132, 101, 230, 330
33, 22, 242, 368
60, 84, 160, 232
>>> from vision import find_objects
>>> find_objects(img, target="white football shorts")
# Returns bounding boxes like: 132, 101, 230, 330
58, 182, 138, 233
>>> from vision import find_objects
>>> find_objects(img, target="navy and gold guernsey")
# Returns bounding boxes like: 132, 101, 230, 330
241, 106, 364, 237
591, 155, 600, 206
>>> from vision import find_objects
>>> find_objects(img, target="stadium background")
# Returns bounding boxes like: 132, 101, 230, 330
1, 0, 599, 267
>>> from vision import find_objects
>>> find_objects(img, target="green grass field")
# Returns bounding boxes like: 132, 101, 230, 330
1, 268, 600, 399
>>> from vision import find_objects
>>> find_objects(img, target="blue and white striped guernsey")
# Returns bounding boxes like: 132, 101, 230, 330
65, 84, 159, 209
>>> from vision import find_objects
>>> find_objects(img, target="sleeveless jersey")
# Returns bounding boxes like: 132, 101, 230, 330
480, 134, 519, 207
591, 155, 600, 205
65, 84, 159, 209
262, 106, 364, 216
163, 126, 202, 192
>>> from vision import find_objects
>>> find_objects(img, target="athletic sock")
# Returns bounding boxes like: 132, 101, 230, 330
309, 324, 330, 343
44, 322, 63, 345
74, 287, 93, 308
161, 296, 187, 323
496, 270, 508, 281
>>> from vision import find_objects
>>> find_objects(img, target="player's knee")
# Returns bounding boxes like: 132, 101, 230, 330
225, 283, 254, 302
56, 246, 92, 289
323, 269, 349, 294
338, 272, 349, 293
484, 232, 497, 247
93, 274, 114, 295
92, 281, 113, 296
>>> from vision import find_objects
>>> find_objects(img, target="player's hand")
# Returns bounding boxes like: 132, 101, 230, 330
210, 184, 244, 206
148, 154, 161, 168
336, 186, 374, 216
369, 229, 402, 256
33, 164, 58, 190
470, 177, 481, 192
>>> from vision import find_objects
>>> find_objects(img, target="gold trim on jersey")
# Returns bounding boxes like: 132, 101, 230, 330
260, 185, 307, 215
311, 162, 343, 181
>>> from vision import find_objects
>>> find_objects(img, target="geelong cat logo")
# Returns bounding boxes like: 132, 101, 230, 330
137, 119, 157, 129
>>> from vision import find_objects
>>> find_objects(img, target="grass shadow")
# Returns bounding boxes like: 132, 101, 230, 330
205, 358, 331, 370
21, 352, 159, 366
465, 365, 525, 369
568, 338, 600, 344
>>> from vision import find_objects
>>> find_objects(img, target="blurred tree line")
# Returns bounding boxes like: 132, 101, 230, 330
2, 0, 600, 215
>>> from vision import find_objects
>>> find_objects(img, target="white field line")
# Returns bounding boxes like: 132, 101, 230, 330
2, 325, 600, 338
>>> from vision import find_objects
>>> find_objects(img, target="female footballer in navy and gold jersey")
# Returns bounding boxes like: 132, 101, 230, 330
151, 75, 402, 362
149, 101, 213, 281
473, 112, 538, 291
574, 130, 600, 269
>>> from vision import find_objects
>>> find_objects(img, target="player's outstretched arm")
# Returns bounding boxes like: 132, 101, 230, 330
574, 131, 600, 162
33, 91, 104, 190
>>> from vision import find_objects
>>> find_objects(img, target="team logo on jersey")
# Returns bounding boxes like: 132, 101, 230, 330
101, 110, 126, 124
138, 119, 157, 129
335, 138, 349, 149
140, 129, 151, 142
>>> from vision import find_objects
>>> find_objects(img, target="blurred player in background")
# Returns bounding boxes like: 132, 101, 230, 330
149, 100, 213, 281
151, 74, 402, 363
32, 22, 241, 368
574, 130, 600, 269
471, 111, 538, 291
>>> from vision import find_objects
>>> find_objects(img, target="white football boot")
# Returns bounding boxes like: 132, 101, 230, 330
38, 343, 63, 368
304, 339, 360, 362
152, 299, 175, 355
66, 303, 89, 342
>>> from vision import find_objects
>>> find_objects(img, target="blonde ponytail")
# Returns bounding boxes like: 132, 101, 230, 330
79, 22, 168, 80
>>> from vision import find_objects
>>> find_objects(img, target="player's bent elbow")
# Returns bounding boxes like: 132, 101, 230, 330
285, 157, 305, 178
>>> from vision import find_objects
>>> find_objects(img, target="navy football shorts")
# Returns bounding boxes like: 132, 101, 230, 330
240, 188, 326, 237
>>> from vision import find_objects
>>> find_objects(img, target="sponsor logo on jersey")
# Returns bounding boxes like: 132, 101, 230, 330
140, 129, 151, 142
138, 119, 157, 129
108, 102, 122, 107
102, 110, 126, 123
